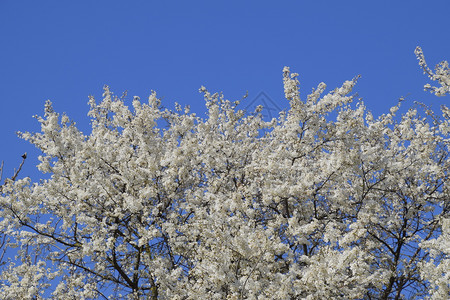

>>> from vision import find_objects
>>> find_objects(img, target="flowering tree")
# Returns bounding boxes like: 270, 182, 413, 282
0, 48, 448, 299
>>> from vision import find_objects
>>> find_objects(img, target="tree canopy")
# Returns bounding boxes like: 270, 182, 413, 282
0, 47, 449, 299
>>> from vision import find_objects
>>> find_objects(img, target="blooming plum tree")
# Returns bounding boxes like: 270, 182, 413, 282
0, 48, 448, 299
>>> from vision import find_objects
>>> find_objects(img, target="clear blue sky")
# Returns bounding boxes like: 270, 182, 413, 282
1, 1, 449, 181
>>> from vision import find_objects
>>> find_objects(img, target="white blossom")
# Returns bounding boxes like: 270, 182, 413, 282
0, 48, 448, 299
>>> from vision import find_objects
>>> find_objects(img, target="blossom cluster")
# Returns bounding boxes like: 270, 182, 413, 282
0, 49, 448, 299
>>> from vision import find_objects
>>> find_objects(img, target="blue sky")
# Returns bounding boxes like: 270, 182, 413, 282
1, 1, 449, 181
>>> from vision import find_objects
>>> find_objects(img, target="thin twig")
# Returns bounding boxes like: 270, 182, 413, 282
11, 153, 27, 182
0, 160, 4, 182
